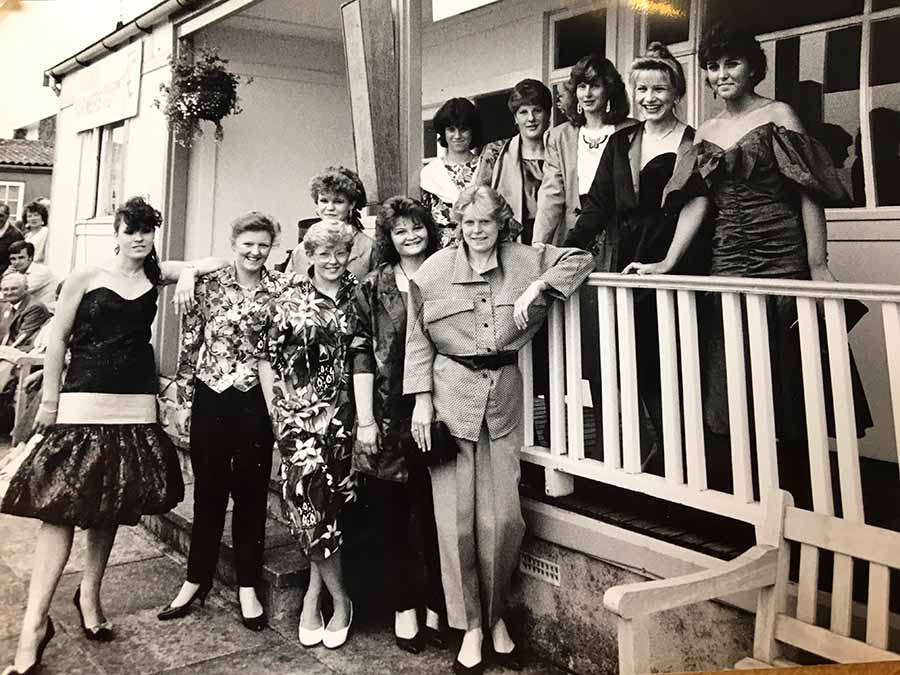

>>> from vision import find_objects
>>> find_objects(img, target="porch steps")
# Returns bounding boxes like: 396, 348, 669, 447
141, 438, 309, 622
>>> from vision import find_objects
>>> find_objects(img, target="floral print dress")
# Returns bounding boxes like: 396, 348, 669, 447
260, 271, 359, 559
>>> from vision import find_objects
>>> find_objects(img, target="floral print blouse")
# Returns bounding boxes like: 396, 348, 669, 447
259, 271, 359, 559
176, 265, 286, 407
421, 155, 482, 247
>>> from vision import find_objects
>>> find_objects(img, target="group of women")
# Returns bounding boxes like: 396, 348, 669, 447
0, 21, 871, 675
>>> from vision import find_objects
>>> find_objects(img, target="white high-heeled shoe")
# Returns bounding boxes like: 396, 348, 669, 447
322, 602, 353, 649
298, 612, 325, 648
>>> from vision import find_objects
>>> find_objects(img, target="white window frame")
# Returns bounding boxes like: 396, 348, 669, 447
0, 181, 26, 220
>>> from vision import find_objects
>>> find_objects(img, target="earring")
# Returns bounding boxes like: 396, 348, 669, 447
576, 102, 583, 115
114, 244, 120, 254
712, 88, 717, 100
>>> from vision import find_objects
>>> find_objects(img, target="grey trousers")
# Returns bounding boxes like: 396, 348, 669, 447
429, 422, 525, 630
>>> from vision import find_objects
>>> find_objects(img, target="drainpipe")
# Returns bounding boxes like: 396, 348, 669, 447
43, 0, 200, 88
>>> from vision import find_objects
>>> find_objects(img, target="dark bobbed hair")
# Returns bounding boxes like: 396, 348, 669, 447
699, 23, 768, 88
564, 53, 630, 127
432, 97, 483, 150
374, 196, 440, 266
507, 79, 553, 115
452, 185, 515, 243
309, 166, 367, 231
114, 196, 163, 286
0, 204, 10, 216
229, 211, 281, 246
630, 41, 687, 99
24, 200, 48, 226
8, 240, 35, 258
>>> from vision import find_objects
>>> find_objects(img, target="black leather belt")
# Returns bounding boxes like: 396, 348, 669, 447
442, 351, 517, 371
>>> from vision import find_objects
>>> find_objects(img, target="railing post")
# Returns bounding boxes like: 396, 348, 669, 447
617, 287, 641, 474
745, 294, 778, 502
546, 301, 574, 497
677, 290, 707, 490
598, 285, 621, 468
565, 292, 585, 460
657, 289, 684, 484
721, 292, 753, 502
519, 340, 535, 448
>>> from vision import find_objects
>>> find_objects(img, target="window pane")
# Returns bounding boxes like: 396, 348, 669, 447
423, 119, 437, 159
699, 26, 862, 204
873, 0, 900, 10
869, 17, 900, 206
474, 89, 517, 145
554, 10, 606, 70
647, 0, 691, 46
705, 0, 863, 38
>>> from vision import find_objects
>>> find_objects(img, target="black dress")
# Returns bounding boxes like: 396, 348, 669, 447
665, 122, 872, 441
0, 286, 184, 528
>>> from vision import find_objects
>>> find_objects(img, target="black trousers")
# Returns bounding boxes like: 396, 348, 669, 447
187, 381, 274, 588
362, 465, 445, 614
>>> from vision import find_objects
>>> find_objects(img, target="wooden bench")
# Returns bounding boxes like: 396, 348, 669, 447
11, 353, 45, 446
603, 490, 900, 673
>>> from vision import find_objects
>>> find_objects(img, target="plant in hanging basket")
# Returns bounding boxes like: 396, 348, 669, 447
155, 47, 251, 146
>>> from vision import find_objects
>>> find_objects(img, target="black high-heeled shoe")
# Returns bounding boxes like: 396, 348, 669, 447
490, 643, 524, 671
156, 583, 211, 622
452, 658, 484, 675
395, 632, 424, 655
3, 616, 55, 675
238, 591, 267, 632
73, 587, 114, 642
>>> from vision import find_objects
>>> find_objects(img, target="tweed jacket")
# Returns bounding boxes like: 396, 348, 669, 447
0, 296, 50, 350
403, 241, 593, 442
350, 263, 414, 483
564, 123, 697, 273
533, 119, 639, 246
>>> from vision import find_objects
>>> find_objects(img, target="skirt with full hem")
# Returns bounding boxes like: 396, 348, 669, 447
0, 423, 184, 529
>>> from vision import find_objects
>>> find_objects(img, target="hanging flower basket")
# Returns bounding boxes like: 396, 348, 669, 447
155, 47, 251, 147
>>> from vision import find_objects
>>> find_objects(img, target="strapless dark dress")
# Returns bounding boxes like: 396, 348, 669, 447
0, 287, 184, 528
665, 122, 872, 440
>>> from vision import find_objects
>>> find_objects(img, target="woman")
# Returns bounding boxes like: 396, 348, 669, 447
22, 201, 48, 264
623, 25, 872, 502
564, 43, 700, 467
405, 186, 592, 674
532, 53, 637, 456
259, 220, 359, 649
158, 212, 286, 630
420, 98, 488, 246
290, 166, 375, 279
351, 196, 444, 654
476, 79, 553, 245
0, 197, 224, 675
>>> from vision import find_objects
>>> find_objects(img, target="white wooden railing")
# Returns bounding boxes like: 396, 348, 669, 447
519, 273, 900, 534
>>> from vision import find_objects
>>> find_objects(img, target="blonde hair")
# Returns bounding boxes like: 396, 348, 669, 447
302, 220, 355, 258
629, 41, 687, 99
452, 185, 515, 242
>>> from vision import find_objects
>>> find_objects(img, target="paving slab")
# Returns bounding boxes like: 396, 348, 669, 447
160, 640, 336, 675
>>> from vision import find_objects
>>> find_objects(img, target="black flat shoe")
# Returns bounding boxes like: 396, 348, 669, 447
395, 632, 424, 655
73, 588, 114, 641
423, 624, 448, 649
452, 659, 484, 675
156, 583, 211, 622
491, 643, 524, 671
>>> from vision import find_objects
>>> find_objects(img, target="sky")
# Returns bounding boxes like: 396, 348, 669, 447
0, 0, 159, 137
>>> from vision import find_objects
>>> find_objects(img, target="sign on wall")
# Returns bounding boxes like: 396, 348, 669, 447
73, 41, 143, 132
432, 0, 500, 22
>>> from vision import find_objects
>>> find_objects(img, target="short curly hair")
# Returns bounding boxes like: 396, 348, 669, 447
374, 196, 440, 266
24, 200, 48, 226
564, 53, 630, 127
699, 23, 768, 89
309, 166, 367, 228
229, 211, 281, 246
302, 220, 355, 259
432, 97, 483, 150
452, 185, 515, 243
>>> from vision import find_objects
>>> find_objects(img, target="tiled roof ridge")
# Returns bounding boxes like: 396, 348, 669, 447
0, 139, 55, 167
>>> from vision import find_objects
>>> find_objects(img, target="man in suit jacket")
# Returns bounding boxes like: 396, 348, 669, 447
0, 272, 51, 401
5, 240, 58, 309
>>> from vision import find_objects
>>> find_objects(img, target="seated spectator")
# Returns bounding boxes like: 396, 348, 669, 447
4, 241, 58, 309
0, 273, 51, 421
0, 204, 24, 276
23, 199, 49, 263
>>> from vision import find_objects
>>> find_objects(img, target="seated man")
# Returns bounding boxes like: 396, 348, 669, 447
0, 272, 50, 403
4, 240, 57, 309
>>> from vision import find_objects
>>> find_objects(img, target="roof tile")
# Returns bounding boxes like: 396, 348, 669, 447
0, 139, 54, 167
